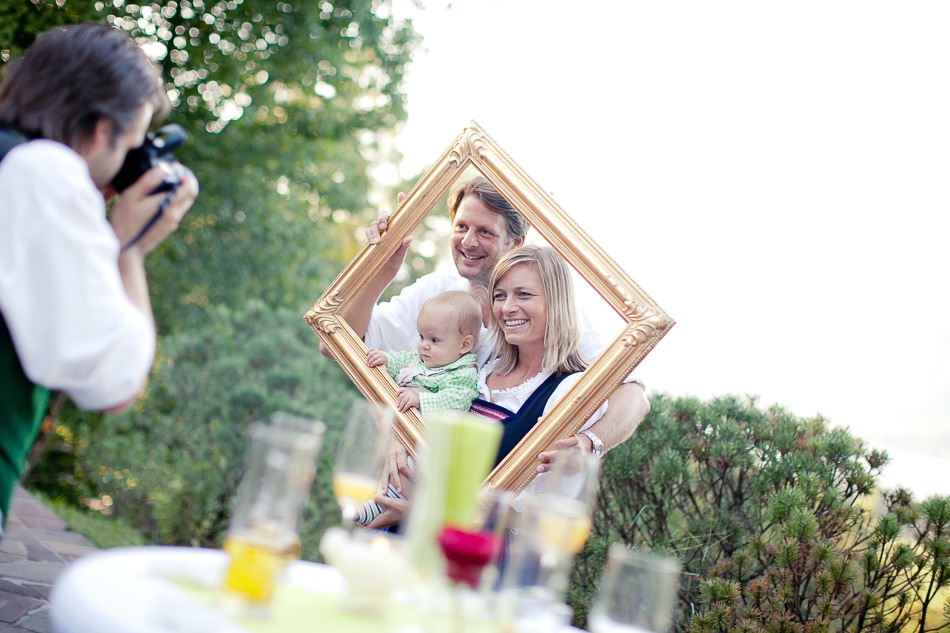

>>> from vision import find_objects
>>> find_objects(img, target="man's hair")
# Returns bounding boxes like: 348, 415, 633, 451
488, 245, 587, 376
0, 23, 170, 149
448, 175, 530, 244
422, 290, 482, 342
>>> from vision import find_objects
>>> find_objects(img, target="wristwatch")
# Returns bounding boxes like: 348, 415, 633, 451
578, 429, 605, 459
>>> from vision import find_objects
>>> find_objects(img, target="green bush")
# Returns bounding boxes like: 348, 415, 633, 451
27, 300, 359, 561
570, 394, 950, 632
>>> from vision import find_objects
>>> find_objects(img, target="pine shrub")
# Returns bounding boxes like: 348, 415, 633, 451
570, 394, 950, 633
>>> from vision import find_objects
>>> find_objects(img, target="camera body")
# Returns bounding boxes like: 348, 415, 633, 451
111, 123, 187, 194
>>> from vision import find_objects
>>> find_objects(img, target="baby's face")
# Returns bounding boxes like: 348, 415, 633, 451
416, 304, 469, 369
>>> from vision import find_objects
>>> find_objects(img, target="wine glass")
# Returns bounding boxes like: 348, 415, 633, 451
331, 400, 393, 524
495, 450, 601, 630
588, 544, 681, 632
530, 447, 601, 567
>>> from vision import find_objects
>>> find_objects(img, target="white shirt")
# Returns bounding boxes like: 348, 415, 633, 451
0, 140, 154, 410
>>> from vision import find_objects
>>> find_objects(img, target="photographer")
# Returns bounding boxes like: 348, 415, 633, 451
0, 23, 198, 532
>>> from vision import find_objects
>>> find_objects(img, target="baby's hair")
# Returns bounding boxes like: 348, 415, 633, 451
422, 290, 481, 342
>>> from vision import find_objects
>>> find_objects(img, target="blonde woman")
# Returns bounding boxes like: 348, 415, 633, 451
473, 245, 606, 492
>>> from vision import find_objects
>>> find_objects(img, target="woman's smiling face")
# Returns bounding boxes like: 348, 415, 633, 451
491, 263, 547, 351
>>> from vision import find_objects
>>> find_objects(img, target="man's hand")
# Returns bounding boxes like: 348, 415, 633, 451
366, 192, 405, 242
320, 192, 412, 359
110, 165, 199, 255
106, 166, 199, 411
365, 192, 414, 275
369, 443, 413, 530
537, 435, 587, 473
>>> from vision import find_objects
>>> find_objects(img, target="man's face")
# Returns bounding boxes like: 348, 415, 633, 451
450, 195, 524, 285
82, 104, 153, 188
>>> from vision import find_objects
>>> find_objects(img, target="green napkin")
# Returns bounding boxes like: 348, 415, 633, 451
404, 411, 502, 579
439, 411, 502, 527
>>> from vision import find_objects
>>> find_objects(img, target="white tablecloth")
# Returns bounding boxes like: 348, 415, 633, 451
50, 545, 583, 633
49, 546, 343, 633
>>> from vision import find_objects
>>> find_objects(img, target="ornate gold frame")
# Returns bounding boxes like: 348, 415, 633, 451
305, 121, 674, 494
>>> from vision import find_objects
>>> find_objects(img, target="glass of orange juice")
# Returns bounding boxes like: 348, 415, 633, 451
218, 417, 324, 617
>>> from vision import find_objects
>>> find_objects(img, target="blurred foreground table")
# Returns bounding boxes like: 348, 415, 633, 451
50, 546, 341, 633
49, 545, 581, 633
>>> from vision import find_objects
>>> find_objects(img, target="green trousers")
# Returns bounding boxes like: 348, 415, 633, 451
0, 317, 50, 523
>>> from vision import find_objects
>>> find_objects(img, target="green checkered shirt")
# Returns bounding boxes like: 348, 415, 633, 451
382, 350, 479, 414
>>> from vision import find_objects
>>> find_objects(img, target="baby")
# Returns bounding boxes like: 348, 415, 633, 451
367, 289, 481, 414
359, 290, 481, 525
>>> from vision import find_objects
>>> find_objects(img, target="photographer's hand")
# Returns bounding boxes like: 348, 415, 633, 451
110, 165, 199, 256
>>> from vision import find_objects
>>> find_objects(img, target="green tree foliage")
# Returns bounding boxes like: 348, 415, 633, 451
570, 394, 950, 632
1, 0, 421, 330
115, 0, 421, 329
0, 1, 99, 62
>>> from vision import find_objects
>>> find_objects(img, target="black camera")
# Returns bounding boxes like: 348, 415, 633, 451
111, 123, 187, 194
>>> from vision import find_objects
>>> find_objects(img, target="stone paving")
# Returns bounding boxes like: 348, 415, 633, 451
0, 486, 97, 633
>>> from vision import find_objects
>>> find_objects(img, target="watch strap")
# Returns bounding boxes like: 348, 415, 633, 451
578, 429, 604, 458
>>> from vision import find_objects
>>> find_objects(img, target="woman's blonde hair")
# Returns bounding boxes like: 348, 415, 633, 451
488, 245, 587, 376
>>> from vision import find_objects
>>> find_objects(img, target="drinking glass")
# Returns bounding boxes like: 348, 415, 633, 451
588, 544, 681, 633
494, 451, 600, 631
494, 511, 573, 633
531, 448, 601, 567
219, 418, 324, 616
331, 400, 393, 524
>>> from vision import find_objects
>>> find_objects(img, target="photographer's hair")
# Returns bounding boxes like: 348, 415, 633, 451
421, 290, 482, 343
488, 245, 587, 376
448, 175, 530, 244
0, 23, 170, 149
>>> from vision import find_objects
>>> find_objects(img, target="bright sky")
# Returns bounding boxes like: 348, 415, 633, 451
389, 1, 950, 495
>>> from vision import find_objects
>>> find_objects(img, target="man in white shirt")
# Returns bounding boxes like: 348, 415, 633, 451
0, 23, 199, 531
324, 176, 649, 528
